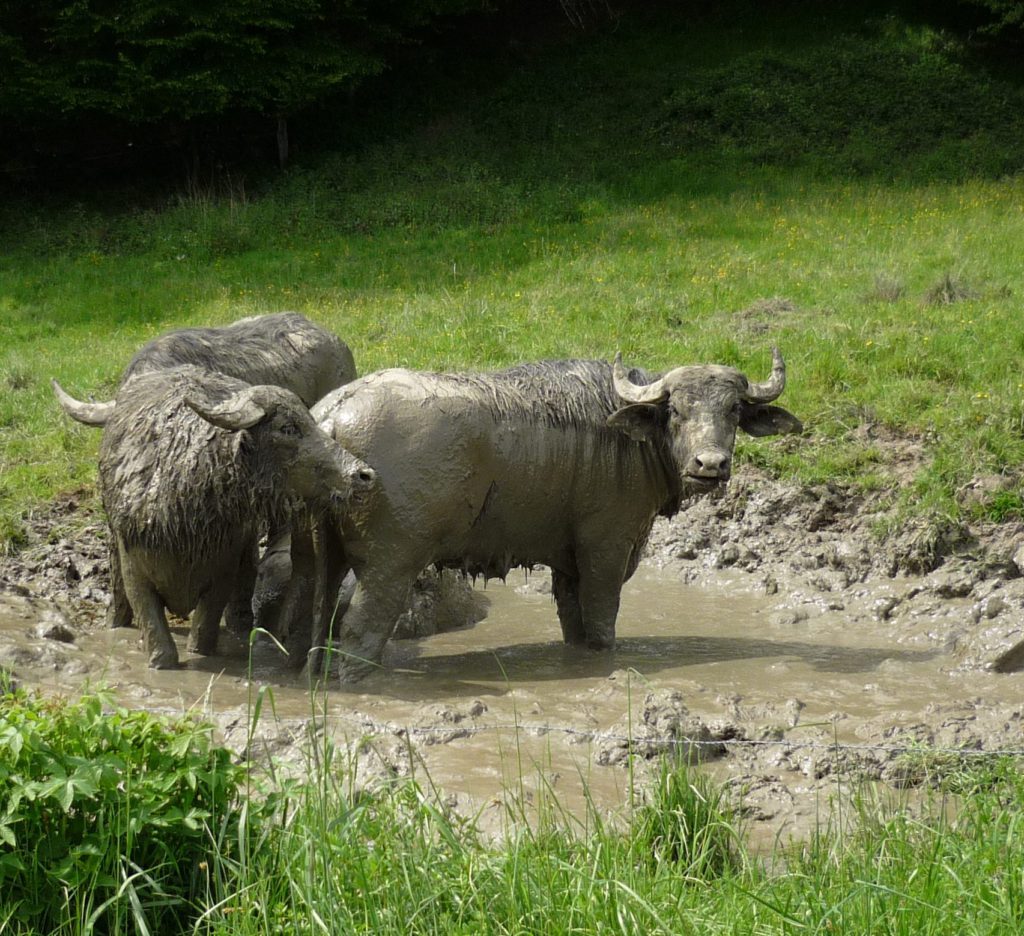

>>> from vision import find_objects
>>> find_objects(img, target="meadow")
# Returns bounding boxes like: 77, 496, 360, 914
3, 1, 1024, 930
3, 2, 1024, 550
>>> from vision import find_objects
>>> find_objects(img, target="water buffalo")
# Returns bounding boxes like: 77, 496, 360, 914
52, 311, 358, 633
304, 350, 802, 682
61, 365, 376, 668
51, 311, 356, 425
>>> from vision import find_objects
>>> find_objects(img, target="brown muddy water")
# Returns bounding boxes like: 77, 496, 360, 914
3, 559, 1019, 846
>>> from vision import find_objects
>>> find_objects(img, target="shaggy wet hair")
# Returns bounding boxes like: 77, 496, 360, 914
99, 367, 295, 559
120, 312, 355, 405
408, 359, 662, 431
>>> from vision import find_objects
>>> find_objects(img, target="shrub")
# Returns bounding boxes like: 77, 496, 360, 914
0, 687, 248, 933
658, 33, 1024, 181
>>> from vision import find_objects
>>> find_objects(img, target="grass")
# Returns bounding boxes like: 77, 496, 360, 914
3, 682, 1024, 935
3, 0, 1024, 554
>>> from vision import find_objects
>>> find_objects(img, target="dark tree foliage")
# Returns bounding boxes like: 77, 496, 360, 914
956, 0, 1024, 33
0, 0, 481, 175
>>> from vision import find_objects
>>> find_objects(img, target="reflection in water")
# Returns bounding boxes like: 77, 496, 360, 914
386, 633, 938, 687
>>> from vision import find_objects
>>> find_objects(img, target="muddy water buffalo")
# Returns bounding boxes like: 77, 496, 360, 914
61, 366, 375, 668
306, 350, 802, 682
51, 311, 356, 426
52, 311, 358, 632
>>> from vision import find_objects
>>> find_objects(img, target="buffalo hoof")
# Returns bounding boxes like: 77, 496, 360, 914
147, 645, 180, 669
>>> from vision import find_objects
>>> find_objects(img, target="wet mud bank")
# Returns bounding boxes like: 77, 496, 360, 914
3, 472, 1024, 845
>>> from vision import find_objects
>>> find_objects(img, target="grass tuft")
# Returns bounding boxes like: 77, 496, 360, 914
924, 272, 980, 305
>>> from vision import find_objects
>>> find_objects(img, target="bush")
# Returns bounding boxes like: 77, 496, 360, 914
0, 686, 248, 933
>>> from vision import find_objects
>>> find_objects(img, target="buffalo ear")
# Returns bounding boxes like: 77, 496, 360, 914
739, 403, 803, 438
607, 403, 663, 443
185, 388, 268, 431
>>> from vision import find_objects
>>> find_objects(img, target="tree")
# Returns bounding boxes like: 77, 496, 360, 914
0, 0, 482, 173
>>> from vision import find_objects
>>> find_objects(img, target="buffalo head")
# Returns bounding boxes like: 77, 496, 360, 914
607, 348, 802, 494
184, 382, 377, 507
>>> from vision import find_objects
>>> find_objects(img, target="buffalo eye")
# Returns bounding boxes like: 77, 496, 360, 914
276, 419, 302, 438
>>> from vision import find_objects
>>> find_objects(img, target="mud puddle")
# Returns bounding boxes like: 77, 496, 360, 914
3, 558, 1019, 846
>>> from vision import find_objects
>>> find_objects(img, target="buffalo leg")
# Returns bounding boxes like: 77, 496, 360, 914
252, 531, 295, 639
120, 550, 178, 668
331, 573, 417, 683
552, 569, 586, 645
188, 579, 233, 656
224, 541, 257, 635
306, 518, 352, 675
106, 542, 133, 629
576, 550, 629, 649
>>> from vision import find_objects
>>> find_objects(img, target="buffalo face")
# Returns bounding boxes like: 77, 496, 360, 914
185, 383, 377, 506
608, 348, 802, 496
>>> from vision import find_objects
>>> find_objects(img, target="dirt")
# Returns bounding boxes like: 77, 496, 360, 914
3, 460, 1024, 848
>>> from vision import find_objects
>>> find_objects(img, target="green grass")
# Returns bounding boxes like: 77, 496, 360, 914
4, 1, 1024, 550
4, 684, 1024, 935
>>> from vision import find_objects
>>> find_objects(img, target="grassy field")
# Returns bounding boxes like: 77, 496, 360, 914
4, 2, 1024, 550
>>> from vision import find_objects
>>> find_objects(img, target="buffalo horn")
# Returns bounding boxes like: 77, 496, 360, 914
51, 379, 115, 427
185, 386, 269, 431
743, 347, 786, 403
611, 352, 669, 404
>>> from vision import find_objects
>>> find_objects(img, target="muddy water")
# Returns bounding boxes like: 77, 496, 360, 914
1, 565, 1017, 842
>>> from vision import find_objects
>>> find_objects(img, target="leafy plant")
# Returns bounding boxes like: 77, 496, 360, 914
0, 688, 248, 933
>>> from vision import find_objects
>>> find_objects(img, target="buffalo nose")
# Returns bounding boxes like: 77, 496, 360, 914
353, 465, 377, 488
691, 451, 731, 478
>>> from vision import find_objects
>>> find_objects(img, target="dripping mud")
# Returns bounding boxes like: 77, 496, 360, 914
4, 465, 1024, 847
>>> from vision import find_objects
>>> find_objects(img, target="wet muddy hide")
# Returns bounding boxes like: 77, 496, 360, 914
304, 354, 800, 682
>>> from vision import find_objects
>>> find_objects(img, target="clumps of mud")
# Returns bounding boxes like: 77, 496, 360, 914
5, 464, 1024, 847
0, 492, 110, 626
393, 568, 486, 640
645, 467, 1024, 672
595, 689, 737, 766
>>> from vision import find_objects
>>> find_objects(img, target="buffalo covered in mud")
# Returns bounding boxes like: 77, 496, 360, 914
51, 312, 362, 653
299, 350, 802, 681
51, 311, 356, 425
56, 365, 376, 668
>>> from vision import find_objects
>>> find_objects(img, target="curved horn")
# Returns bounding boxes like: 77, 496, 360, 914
611, 352, 669, 405
51, 379, 115, 427
184, 386, 269, 431
743, 347, 786, 403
